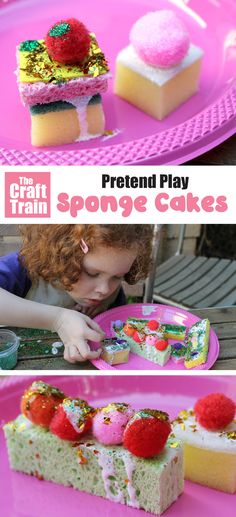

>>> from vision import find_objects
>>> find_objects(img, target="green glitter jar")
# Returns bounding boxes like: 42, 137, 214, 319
0, 330, 19, 370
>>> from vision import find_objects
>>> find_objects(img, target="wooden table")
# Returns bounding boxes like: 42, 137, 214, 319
9, 305, 236, 371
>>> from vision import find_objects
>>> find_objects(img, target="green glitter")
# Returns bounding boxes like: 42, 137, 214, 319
20, 40, 41, 52
30, 100, 75, 115
88, 94, 102, 105
49, 22, 70, 38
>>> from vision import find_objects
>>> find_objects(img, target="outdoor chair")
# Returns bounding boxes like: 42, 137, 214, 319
0, 225, 21, 255
144, 225, 236, 309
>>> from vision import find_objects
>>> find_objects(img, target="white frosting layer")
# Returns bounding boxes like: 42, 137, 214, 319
117, 44, 203, 86
173, 410, 236, 454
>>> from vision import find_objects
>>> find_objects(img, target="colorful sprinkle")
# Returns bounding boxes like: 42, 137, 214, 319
49, 22, 70, 38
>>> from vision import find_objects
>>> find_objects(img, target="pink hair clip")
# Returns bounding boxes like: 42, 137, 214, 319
80, 239, 89, 254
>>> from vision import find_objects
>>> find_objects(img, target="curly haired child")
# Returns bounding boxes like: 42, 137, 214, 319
0, 224, 153, 364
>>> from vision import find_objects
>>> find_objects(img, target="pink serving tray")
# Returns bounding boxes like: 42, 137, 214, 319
0, 0, 236, 165
0, 375, 236, 517
90, 304, 219, 371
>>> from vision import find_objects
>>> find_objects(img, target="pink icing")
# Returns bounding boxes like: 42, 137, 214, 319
93, 404, 134, 445
130, 10, 190, 68
145, 335, 158, 346
18, 74, 109, 107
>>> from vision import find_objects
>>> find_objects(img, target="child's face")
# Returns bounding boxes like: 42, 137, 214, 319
68, 245, 138, 307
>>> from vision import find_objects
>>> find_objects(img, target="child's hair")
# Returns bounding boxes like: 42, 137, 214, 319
19, 225, 154, 290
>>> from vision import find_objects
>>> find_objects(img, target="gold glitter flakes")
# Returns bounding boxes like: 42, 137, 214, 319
19, 33, 109, 84
169, 442, 179, 449
225, 431, 236, 440
101, 403, 129, 414
141, 409, 170, 422
77, 448, 88, 465
178, 410, 190, 420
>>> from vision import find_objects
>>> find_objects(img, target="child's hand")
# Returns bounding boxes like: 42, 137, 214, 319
53, 309, 105, 363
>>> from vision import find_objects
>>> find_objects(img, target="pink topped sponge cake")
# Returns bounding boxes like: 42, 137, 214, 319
17, 19, 110, 146
115, 10, 203, 120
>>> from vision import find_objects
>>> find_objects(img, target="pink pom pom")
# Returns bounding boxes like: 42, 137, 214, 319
145, 335, 158, 347
93, 403, 134, 445
130, 10, 190, 68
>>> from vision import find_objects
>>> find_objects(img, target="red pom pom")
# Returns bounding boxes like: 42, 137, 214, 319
21, 381, 65, 428
133, 331, 143, 343
50, 399, 93, 440
45, 18, 91, 64
147, 320, 159, 331
123, 411, 171, 458
123, 324, 135, 337
194, 393, 235, 430
155, 339, 168, 351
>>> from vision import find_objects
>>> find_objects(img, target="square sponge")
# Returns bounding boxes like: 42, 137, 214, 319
30, 94, 105, 147
115, 44, 203, 120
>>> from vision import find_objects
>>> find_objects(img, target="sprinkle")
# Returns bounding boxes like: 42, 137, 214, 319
169, 442, 179, 448
20, 40, 41, 52
101, 403, 130, 414
77, 449, 88, 465
102, 128, 123, 141
33, 470, 44, 480
49, 22, 70, 38
140, 409, 170, 422
225, 431, 236, 440
178, 410, 190, 420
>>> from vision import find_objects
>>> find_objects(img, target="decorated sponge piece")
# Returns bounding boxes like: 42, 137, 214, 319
4, 381, 184, 515
93, 402, 134, 444
184, 319, 210, 369
17, 19, 109, 146
101, 338, 130, 365
113, 317, 171, 366
114, 9, 203, 120
172, 393, 236, 493
171, 343, 187, 364
161, 324, 187, 341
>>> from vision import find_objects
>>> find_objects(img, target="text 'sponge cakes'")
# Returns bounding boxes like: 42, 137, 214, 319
4, 381, 184, 515
17, 19, 109, 146
115, 10, 203, 120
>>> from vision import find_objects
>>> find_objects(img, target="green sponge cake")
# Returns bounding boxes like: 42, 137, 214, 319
113, 318, 172, 366
4, 381, 184, 515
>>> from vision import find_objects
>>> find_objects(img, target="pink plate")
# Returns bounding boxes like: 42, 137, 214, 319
90, 304, 219, 371
0, 0, 236, 165
0, 375, 235, 517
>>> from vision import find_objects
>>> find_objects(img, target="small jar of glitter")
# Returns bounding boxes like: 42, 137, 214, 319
0, 330, 20, 370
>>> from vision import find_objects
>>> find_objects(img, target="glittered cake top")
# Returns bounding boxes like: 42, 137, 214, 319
18, 33, 109, 84
172, 409, 236, 453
